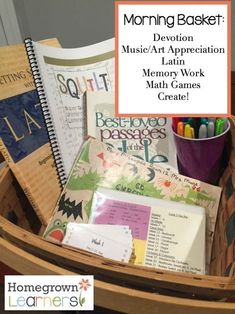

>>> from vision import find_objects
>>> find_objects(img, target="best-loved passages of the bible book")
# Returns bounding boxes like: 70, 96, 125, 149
85, 91, 177, 168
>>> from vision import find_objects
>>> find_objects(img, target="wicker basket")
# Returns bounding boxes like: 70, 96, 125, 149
1, 121, 235, 313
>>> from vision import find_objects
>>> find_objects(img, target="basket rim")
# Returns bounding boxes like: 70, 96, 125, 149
1, 237, 235, 312
0, 215, 234, 302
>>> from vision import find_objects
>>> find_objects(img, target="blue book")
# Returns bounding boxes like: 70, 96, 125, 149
0, 41, 61, 225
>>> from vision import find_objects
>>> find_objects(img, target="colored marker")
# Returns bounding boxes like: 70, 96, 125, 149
184, 124, 192, 138
207, 121, 215, 138
222, 118, 228, 131
200, 118, 208, 125
186, 118, 198, 138
172, 118, 180, 132
187, 118, 194, 126
215, 118, 224, 136
177, 122, 184, 136
190, 127, 195, 139
194, 118, 201, 138
208, 118, 216, 123
198, 124, 207, 138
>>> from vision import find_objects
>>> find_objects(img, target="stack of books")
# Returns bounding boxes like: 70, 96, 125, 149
0, 37, 223, 275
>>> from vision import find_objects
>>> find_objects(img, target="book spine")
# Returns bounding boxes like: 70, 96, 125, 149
24, 38, 66, 187
0, 139, 47, 225
0, 139, 13, 164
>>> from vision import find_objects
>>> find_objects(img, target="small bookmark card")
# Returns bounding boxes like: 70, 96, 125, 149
62, 223, 133, 262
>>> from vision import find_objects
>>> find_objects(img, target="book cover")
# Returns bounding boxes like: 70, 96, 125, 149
25, 38, 115, 185
86, 90, 177, 167
0, 39, 62, 226
89, 187, 205, 274
44, 137, 221, 266
0, 164, 37, 232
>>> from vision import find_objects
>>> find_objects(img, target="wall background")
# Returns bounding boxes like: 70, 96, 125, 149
13, 0, 114, 47
12, 0, 235, 70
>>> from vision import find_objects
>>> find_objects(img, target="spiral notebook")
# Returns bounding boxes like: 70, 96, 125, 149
24, 38, 114, 186
0, 39, 62, 226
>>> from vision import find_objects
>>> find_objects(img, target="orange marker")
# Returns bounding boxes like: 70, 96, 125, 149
177, 122, 184, 136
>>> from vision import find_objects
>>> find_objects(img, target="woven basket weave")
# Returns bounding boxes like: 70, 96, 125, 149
0, 120, 235, 313
210, 117, 235, 277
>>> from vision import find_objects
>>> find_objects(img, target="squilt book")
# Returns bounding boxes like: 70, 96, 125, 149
44, 138, 221, 266
25, 38, 115, 185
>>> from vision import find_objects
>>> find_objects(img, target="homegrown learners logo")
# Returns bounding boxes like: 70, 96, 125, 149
5, 275, 94, 311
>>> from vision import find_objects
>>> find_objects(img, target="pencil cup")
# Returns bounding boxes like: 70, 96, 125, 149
173, 121, 230, 185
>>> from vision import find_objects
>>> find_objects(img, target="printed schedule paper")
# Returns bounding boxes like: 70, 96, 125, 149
89, 187, 206, 274
44, 137, 220, 271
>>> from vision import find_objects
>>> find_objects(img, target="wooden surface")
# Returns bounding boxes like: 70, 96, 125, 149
0, 75, 235, 312
0, 237, 235, 314
0, 165, 235, 312
0, 261, 18, 284
232, 72, 235, 115
1, 215, 235, 301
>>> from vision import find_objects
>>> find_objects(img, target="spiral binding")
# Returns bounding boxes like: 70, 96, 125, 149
24, 38, 67, 187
